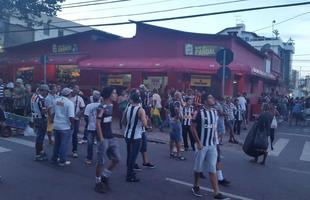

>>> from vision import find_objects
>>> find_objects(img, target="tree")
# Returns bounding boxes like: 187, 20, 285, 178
0, 0, 65, 23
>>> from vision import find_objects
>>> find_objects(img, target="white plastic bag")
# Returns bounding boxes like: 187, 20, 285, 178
271, 116, 277, 129
23, 126, 35, 137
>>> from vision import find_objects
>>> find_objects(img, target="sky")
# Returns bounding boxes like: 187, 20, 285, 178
57, 0, 310, 77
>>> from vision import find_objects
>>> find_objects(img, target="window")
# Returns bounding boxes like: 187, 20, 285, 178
58, 29, 64, 37
56, 65, 80, 85
16, 67, 34, 83
43, 23, 50, 36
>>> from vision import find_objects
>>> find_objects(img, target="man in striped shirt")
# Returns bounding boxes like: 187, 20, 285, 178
191, 94, 230, 200
182, 97, 195, 151
123, 89, 148, 182
0, 78, 4, 106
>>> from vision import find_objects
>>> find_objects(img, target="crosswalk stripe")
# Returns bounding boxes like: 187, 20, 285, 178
0, 137, 35, 148
0, 146, 11, 153
300, 141, 310, 162
269, 138, 290, 157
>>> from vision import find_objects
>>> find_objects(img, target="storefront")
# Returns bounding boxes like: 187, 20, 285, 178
1, 23, 282, 100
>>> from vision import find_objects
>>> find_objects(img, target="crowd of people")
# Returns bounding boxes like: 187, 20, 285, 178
0, 77, 309, 199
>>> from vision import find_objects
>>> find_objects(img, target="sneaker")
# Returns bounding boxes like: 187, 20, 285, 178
78, 139, 87, 144
133, 164, 142, 172
85, 159, 92, 165
218, 179, 231, 187
34, 154, 48, 161
214, 193, 230, 200
58, 161, 71, 167
94, 182, 107, 193
192, 186, 203, 197
72, 152, 79, 158
126, 176, 140, 182
94, 141, 97, 145
101, 176, 110, 191
143, 163, 156, 169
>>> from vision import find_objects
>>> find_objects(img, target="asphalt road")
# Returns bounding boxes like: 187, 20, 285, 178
0, 124, 310, 200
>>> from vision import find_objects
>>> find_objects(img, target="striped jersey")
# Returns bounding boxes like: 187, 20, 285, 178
97, 104, 114, 139
0, 84, 4, 98
124, 105, 144, 140
234, 104, 243, 121
182, 106, 194, 126
193, 107, 218, 146
31, 93, 46, 119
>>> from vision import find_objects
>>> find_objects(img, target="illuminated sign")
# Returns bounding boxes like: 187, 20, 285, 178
190, 75, 212, 87
52, 44, 79, 54
185, 44, 222, 57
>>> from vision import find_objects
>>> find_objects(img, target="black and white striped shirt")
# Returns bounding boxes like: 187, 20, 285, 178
0, 84, 4, 98
193, 107, 218, 147
182, 106, 194, 126
124, 105, 144, 140
31, 93, 46, 119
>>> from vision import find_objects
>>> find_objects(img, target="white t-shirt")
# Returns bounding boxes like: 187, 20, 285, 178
70, 95, 85, 119
237, 96, 247, 111
84, 102, 100, 131
53, 96, 75, 131
152, 93, 162, 109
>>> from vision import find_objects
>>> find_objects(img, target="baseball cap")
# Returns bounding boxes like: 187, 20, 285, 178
92, 90, 101, 99
61, 87, 73, 96
16, 78, 23, 84
40, 84, 50, 91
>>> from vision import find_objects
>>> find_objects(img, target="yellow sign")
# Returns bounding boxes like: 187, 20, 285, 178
108, 75, 124, 86
191, 75, 212, 87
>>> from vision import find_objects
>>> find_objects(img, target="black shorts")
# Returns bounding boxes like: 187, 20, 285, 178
140, 132, 147, 153
217, 145, 221, 162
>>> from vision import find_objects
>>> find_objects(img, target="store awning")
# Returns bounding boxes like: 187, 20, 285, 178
250, 67, 276, 80
7, 54, 89, 66
79, 57, 248, 73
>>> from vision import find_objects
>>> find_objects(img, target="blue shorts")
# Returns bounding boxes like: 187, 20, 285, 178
217, 118, 225, 135
194, 145, 217, 173
170, 121, 182, 143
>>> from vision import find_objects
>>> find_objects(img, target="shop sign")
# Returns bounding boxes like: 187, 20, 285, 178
52, 43, 79, 54
108, 75, 124, 86
251, 68, 276, 80
185, 44, 222, 57
190, 75, 212, 87
147, 76, 162, 89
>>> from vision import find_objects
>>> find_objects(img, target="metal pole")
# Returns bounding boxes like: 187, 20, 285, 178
43, 55, 47, 84
222, 50, 226, 97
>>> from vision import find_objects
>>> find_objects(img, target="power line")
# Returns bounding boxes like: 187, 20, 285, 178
60, 0, 177, 15
253, 10, 310, 32
62, 0, 130, 9
3, 1, 310, 34
53, 0, 250, 24
62, 0, 112, 6
294, 54, 310, 56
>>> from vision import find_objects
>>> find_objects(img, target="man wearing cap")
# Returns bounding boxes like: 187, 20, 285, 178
84, 90, 101, 165
45, 84, 59, 145
51, 88, 75, 166
31, 84, 49, 161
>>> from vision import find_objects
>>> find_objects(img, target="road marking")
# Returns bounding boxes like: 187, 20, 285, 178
0, 137, 35, 148
166, 177, 254, 200
300, 141, 310, 162
0, 146, 11, 153
268, 138, 289, 157
279, 132, 310, 138
280, 167, 310, 176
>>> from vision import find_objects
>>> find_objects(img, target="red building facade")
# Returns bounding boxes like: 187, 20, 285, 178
0, 22, 282, 102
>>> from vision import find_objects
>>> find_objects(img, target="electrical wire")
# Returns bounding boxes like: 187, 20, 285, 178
53, 0, 250, 24
253, 10, 310, 32
2, 1, 310, 34
62, 0, 131, 9
62, 0, 112, 6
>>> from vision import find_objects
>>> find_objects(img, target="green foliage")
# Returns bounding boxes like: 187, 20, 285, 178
0, 0, 65, 22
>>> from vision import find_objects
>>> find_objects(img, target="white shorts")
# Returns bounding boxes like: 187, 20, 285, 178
193, 145, 217, 173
